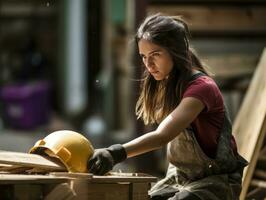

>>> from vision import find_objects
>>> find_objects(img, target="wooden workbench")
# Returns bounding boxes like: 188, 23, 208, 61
0, 172, 157, 200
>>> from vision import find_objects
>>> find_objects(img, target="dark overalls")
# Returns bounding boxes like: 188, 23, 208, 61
149, 73, 248, 200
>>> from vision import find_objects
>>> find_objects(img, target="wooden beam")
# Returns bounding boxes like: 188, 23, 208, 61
232, 48, 266, 199
254, 170, 266, 180
147, 5, 266, 34
250, 179, 266, 189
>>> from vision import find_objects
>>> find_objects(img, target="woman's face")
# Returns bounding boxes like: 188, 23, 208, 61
138, 39, 174, 80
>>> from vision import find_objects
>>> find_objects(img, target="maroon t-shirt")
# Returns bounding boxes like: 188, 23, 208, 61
183, 75, 237, 158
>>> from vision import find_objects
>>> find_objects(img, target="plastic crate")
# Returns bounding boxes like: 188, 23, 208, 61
0, 81, 51, 129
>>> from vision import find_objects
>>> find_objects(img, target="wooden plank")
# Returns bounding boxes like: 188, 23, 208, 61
232, 48, 266, 199
50, 172, 92, 179
0, 164, 33, 173
203, 54, 256, 79
0, 151, 66, 171
50, 172, 157, 183
250, 179, 266, 189
90, 175, 157, 183
147, 5, 266, 33
0, 164, 13, 168
26, 167, 58, 174
254, 170, 266, 180
1, 166, 32, 174
0, 174, 68, 184
0, 166, 62, 174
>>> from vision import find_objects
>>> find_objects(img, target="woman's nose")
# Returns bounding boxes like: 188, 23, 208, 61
145, 57, 154, 69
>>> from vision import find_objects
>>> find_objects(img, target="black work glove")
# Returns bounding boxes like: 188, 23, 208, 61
87, 144, 127, 175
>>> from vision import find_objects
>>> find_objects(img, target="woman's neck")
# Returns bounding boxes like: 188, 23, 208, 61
192, 69, 200, 75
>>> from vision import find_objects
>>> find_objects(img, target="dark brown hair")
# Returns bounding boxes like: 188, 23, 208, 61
135, 13, 209, 125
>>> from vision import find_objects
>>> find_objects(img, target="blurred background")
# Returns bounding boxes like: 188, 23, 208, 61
0, 0, 265, 177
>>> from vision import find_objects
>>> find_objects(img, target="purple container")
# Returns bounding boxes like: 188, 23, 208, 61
0, 81, 51, 129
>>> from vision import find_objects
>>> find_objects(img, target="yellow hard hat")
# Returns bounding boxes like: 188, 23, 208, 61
29, 130, 94, 173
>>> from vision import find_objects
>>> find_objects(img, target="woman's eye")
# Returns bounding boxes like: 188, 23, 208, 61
140, 54, 145, 59
151, 52, 160, 57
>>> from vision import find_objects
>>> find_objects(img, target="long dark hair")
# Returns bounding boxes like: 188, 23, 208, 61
135, 13, 209, 125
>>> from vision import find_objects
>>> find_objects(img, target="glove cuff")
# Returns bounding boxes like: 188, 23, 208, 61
107, 144, 127, 164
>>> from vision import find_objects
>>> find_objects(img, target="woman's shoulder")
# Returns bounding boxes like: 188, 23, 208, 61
187, 75, 219, 91
183, 75, 223, 111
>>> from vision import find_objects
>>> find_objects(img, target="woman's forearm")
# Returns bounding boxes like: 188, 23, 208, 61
123, 130, 168, 158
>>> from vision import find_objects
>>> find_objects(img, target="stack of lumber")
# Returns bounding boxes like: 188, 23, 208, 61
0, 150, 157, 200
0, 151, 69, 199
233, 48, 266, 200
0, 150, 66, 174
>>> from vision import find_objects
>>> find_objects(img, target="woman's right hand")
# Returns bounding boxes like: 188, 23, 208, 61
87, 148, 114, 175
87, 144, 127, 175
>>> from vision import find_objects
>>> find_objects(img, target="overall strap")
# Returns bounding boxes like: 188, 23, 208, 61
215, 106, 248, 173
189, 72, 206, 82
215, 106, 237, 172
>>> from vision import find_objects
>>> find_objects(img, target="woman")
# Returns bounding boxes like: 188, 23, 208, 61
88, 14, 248, 200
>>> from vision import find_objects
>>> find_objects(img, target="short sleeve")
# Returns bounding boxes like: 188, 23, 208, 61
183, 77, 221, 112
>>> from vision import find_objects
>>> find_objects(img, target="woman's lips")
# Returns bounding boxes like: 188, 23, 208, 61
150, 71, 159, 75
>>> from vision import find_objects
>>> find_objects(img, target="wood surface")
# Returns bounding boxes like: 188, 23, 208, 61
203, 54, 256, 79
0, 174, 68, 184
147, 5, 266, 33
232, 48, 266, 199
0, 166, 32, 174
49, 172, 157, 183
90, 175, 157, 183
0, 151, 66, 171
49, 172, 93, 179
0, 172, 155, 199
